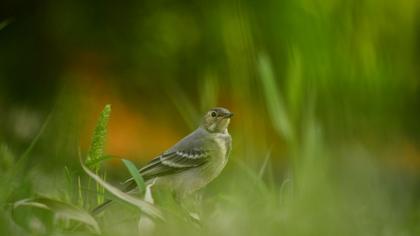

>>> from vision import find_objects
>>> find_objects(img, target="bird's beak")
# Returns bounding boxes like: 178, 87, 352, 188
223, 112, 234, 118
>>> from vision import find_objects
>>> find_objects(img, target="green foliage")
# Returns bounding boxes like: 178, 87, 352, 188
80, 159, 163, 220
1, 0, 420, 235
83, 105, 111, 207
0, 114, 51, 207
84, 155, 113, 169
13, 197, 100, 234
258, 53, 294, 143
122, 159, 146, 194
0, 145, 16, 206
86, 104, 111, 170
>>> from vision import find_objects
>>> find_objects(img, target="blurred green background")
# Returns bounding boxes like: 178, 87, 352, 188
1, 0, 420, 235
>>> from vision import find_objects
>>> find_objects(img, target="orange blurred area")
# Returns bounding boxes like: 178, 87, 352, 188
387, 139, 420, 172
71, 61, 180, 163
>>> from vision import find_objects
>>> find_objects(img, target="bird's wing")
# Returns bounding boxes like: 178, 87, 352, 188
142, 149, 209, 178
122, 128, 211, 189
122, 149, 209, 189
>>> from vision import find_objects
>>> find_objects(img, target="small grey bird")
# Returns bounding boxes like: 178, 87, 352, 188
93, 107, 233, 214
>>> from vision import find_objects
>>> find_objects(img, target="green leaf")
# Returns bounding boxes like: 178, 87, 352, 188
80, 158, 164, 221
86, 105, 111, 170
122, 159, 146, 194
13, 197, 100, 234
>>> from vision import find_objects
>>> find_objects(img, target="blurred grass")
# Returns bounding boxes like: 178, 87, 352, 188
1, 0, 420, 235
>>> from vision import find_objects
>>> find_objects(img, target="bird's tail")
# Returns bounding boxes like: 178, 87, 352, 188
91, 199, 113, 215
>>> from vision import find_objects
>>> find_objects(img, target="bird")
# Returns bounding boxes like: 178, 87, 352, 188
92, 107, 233, 214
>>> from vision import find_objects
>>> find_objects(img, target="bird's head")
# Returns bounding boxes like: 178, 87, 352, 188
201, 107, 233, 133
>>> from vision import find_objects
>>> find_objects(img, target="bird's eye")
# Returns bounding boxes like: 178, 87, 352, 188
211, 111, 217, 117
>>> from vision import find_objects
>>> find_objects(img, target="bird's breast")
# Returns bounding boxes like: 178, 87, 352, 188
213, 132, 231, 159
205, 133, 231, 178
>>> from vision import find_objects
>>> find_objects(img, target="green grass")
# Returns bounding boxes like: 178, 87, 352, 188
1, 0, 419, 235
2, 87, 419, 236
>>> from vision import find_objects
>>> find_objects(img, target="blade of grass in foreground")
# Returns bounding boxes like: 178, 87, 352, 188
13, 197, 100, 234
122, 159, 146, 194
80, 159, 164, 221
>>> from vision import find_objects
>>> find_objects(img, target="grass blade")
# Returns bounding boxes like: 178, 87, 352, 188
0, 114, 51, 205
13, 197, 100, 234
80, 159, 164, 221
122, 159, 146, 194
232, 159, 269, 195
258, 150, 272, 179
258, 53, 294, 142
18, 113, 52, 164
